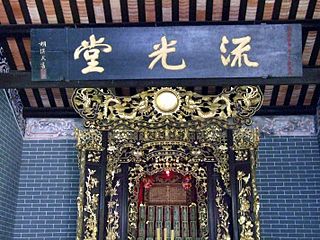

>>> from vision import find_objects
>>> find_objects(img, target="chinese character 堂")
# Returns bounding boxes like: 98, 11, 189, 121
74, 34, 112, 74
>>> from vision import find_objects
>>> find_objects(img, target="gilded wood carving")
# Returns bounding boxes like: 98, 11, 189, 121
72, 86, 263, 130
73, 87, 262, 240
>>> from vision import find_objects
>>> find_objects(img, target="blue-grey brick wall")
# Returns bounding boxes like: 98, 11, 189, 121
257, 136, 320, 240
13, 140, 79, 240
11, 132, 320, 239
0, 90, 23, 240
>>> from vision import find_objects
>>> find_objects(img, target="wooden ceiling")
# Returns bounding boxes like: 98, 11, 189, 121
0, 0, 319, 117
0, 0, 319, 24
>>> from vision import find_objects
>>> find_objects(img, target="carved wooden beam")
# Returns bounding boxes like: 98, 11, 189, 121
0, 68, 319, 88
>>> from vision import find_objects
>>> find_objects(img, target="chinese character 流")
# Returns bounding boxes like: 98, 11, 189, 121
220, 36, 259, 68
74, 34, 112, 74
148, 36, 186, 71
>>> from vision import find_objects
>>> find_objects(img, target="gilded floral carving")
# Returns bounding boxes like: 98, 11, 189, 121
237, 171, 254, 240
72, 86, 262, 129
84, 169, 99, 240
216, 180, 231, 240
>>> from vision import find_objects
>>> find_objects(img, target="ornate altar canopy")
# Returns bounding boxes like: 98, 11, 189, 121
73, 86, 262, 240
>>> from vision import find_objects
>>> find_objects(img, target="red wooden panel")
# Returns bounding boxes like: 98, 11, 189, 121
43, 0, 58, 23
128, 0, 139, 22
302, 31, 317, 65
263, 0, 275, 20
196, 0, 206, 21
11, 0, 25, 24
145, 0, 155, 22
279, 0, 292, 19
61, 0, 74, 23
246, 0, 258, 20
303, 84, 316, 105
179, 0, 189, 21
162, 0, 172, 22
289, 85, 302, 106
229, 0, 240, 21
93, 0, 106, 23
26, 0, 41, 23
76, 0, 89, 23
212, 0, 223, 21
110, 0, 122, 22
7, 38, 25, 70
276, 85, 288, 106
263, 85, 273, 106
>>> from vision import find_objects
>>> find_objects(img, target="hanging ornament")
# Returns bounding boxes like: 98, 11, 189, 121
142, 175, 154, 189
182, 175, 192, 190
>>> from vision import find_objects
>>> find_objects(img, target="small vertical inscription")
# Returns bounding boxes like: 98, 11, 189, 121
39, 41, 47, 79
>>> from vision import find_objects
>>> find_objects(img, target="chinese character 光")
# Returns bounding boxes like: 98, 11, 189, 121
148, 36, 186, 71
220, 36, 259, 68
74, 34, 112, 74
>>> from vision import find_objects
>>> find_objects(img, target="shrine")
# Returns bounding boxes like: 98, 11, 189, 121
73, 86, 262, 239
0, 1, 320, 240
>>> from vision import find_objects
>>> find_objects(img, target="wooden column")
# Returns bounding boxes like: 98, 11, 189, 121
119, 163, 129, 239
206, 162, 217, 239
98, 132, 108, 240
227, 128, 239, 240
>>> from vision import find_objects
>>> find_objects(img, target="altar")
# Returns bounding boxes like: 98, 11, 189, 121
73, 86, 262, 240
136, 172, 199, 239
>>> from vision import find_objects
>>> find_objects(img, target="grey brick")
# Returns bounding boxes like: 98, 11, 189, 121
13, 139, 78, 240
257, 135, 320, 239
0, 90, 23, 240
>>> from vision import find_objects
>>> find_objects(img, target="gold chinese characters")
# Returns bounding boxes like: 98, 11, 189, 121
73, 34, 260, 75
220, 36, 259, 68
148, 36, 186, 71
74, 34, 112, 74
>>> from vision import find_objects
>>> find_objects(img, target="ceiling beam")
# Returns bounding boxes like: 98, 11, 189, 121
0, 68, 319, 89
23, 105, 317, 118
257, 106, 316, 116
0, 19, 319, 37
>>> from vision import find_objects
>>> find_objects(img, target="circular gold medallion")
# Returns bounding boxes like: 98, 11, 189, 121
154, 88, 180, 115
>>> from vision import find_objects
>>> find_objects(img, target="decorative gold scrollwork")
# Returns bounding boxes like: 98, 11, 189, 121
237, 171, 254, 240
106, 179, 120, 240
84, 169, 99, 240
105, 139, 121, 240
233, 127, 259, 150
72, 86, 262, 129
76, 151, 86, 240
250, 150, 261, 240
233, 127, 259, 162
75, 128, 103, 240
216, 180, 231, 240
75, 128, 104, 151
87, 151, 101, 163
215, 146, 230, 194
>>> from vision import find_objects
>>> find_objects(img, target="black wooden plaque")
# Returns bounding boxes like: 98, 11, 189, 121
31, 25, 302, 81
